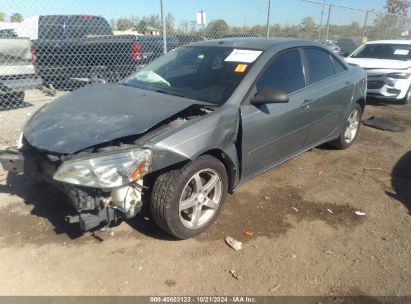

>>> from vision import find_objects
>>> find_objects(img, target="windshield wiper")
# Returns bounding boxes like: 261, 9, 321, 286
155, 89, 187, 98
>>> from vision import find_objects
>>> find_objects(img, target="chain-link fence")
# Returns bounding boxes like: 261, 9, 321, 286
0, 0, 410, 145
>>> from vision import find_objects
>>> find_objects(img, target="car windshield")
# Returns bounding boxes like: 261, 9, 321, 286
352, 43, 411, 60
122, 45, 262, 105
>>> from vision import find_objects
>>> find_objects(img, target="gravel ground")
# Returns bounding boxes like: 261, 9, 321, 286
0, 94, 410, 296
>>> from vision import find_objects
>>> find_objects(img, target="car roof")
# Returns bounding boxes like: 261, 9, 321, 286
365, 40, 411, 45
190, 37, 323, 50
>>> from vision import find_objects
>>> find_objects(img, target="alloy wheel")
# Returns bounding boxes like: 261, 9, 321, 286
178, 169, 223, 229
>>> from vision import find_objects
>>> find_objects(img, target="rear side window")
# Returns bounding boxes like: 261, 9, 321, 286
332, 56, 347, 73
38, 16, 63, 40
256, 49, 305, 94
304, 48, 335, 84
65, 16, 112, 38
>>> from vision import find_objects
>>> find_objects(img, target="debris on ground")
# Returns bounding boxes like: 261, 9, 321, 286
327, 208, 334, 214
243, 231, 253, 237
355, 211, 366, 216
264, 196, 270, 200
318, 169, 324, 176
363, 116, 406, 132
292, 207, 299, 212
165, 279, 176, 287
363, 167, 383, 171
325, 250, 333, 255
269, 284, 281, 292
225, 236, 242, 251
229, 270, 242, 280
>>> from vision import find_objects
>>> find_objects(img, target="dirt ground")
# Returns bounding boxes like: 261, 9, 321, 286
0, 97, 410, 296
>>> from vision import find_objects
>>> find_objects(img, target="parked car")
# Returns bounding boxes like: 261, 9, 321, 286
324, 40, 341, 55
337, 38, 361, 56
345, 40, 411, 104
0, 29, 17, 38
15, 15, 167, 86
0, 38, 366, 239
0, 37, 42, 105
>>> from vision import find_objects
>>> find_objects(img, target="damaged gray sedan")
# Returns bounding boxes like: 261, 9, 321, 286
0, 38, 366, 239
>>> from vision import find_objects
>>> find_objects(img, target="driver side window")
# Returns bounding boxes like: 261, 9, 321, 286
256, 49, 305, 94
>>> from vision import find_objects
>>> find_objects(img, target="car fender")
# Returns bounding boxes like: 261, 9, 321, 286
147, 105, 241, 186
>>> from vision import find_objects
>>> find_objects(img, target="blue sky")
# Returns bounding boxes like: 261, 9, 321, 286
0, 0, 390, 27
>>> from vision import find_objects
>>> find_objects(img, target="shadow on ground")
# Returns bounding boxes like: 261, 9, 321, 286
0, 172, 84, 245
386, 150, 411, 215
0, 171, 367, 245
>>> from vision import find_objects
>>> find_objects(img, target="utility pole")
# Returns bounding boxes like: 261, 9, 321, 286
160, 0, 167, 54
324, 4, 332, 43
266, 0, 271, 38
362, 11, 369, 41
319, 0, 326, 40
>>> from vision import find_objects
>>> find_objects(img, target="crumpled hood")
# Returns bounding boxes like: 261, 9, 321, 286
346, 57, 411, 70
24, 83, 204, 154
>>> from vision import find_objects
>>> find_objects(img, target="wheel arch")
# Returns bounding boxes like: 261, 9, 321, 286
200, 149, 236, 193
356, 98, 366, 113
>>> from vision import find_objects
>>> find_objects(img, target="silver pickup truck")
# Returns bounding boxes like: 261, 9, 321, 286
0, 37, 42, 106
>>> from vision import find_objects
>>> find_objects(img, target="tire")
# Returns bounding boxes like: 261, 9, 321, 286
150, 155, 228, 239
399, 86, 411, 105
329, 102, 362, 149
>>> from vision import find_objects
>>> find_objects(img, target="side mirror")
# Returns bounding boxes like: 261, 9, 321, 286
342, 52, 350, 57
250, 87, 289, 105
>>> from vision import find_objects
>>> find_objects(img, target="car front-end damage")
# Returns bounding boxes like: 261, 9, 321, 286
0, 83, 220, 231
0, 139, 151, 230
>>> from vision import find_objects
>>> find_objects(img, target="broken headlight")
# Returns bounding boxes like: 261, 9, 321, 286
53, 149, 152, 188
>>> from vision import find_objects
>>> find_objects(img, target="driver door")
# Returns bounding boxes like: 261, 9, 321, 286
240, 48, 311, 180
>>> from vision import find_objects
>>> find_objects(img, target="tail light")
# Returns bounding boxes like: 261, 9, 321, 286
131, 42, 142, 60
31, 46, 37, 64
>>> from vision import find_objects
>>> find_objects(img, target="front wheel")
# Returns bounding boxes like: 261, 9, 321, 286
329, 103, 362, 149
150, 155, 228, 239
399, 86, 411, 105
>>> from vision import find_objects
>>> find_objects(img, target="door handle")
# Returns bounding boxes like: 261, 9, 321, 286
344, 81, 352, 89
301, 99, 314, 109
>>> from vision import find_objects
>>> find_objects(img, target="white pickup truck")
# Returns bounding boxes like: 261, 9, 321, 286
0, 37, 42, 106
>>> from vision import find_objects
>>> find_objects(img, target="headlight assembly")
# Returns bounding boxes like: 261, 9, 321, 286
53, 149, 152, 188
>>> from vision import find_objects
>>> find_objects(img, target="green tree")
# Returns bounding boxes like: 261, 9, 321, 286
165, 13, 175, 33
137, 20, 147, 34
0, 11, 5, 21
299, 16, 316, 39
205, 19, 229, 38
116, 18, 135, 31
10, 13, 23, 23
144, 14, 161, 29
385, 0, 410, 15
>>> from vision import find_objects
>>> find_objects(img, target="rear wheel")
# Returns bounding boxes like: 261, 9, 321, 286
150, 155, 228, 239
329, 102, 362, 149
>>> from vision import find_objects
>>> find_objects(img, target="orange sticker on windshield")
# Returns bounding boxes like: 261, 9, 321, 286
235, 64, 248, 73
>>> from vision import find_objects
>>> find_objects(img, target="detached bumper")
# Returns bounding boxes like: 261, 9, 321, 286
0, 148, 39, 178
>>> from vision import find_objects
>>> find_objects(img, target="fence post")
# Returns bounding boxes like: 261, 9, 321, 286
324, 4, 331, 43
362, 10, 369, 40
266, 0, 271, 38
160, 0, 167, 54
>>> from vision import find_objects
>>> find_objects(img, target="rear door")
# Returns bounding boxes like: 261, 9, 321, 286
300, 47, 354, 147
240, 48, 312, 180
